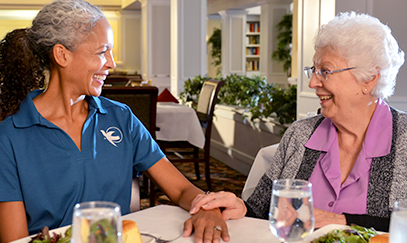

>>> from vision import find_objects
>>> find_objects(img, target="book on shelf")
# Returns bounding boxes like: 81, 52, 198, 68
247, 35, 259, 44
246, 60, 259, 71
246, 47, 260, 55
246, 22, 260, 33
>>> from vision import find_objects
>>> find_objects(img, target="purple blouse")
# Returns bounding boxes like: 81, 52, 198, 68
306, 99, 392, 214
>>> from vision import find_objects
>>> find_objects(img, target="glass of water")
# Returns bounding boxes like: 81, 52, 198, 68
269, 179, 314, 242
389, 199, 407, 243
71, 201, 123, 243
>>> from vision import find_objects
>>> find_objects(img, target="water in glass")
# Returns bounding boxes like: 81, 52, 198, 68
389, 199, 407, 243
269, 179, 314, 243
71, 201, 123, 243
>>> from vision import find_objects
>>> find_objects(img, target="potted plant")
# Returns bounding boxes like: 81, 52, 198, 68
180, 74, 296, 136
271, 13, 292, 77
207, 27, 222, 76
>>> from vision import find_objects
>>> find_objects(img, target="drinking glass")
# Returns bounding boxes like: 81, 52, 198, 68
269, 179, 314, 243
71, 201, 123, 243
389, 199, 407, 243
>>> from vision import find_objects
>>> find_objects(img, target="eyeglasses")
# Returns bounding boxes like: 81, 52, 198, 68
304, 66, 356, 80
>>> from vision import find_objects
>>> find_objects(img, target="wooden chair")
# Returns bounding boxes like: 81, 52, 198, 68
101, 86, 158, 210
158, 79, 225, 190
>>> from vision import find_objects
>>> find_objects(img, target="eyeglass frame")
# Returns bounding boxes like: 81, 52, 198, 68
304, 66, 356, 80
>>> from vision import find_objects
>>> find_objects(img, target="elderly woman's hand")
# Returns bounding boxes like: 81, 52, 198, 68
189, 191, 247, 220
183, 208, 229, 243
314, 208, 346, 229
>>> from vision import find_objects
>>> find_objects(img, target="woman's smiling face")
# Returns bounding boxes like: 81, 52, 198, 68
308, 48, 364, 122
66, 18, 116, 97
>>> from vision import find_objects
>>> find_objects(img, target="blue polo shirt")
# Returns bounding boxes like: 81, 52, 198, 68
0, 90, 164, 235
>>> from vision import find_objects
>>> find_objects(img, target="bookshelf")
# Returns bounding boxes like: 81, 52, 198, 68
246, 18, 260, 75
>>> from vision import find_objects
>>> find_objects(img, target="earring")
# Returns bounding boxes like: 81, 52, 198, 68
364, 88, 368, 92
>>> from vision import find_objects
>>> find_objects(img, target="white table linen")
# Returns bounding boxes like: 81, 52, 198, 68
12, 204, 353, 243
127, 207, 357, 243
156, 102, 205, 148
241, 143, 279, 200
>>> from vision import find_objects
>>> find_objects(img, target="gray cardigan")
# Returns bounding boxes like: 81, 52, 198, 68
245, 107, 407, 230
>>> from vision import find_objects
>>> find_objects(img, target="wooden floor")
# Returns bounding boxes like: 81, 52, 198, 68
140, 156, 248, 209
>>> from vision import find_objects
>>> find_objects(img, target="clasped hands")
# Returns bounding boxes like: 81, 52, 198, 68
183, 191, 246, 243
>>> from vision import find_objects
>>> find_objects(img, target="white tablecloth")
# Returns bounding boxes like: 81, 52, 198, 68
156, 102, 205, 148
123, 205, 278, 242
122, 205, 348, 243
241, 143, 279, 201
11, 205, 349, 243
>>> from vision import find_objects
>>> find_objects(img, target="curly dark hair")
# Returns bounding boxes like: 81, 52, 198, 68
0, 29, 46, 121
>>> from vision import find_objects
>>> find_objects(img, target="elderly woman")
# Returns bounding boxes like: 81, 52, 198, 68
190, 12, 405, 232
0, 1, 243, 242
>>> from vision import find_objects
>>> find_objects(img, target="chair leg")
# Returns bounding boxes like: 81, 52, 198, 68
143, 174, 149, 195
194, 162, 201, 180
149, 179, 156, 207
193, 147, 200, 180
204, 156, 211, 190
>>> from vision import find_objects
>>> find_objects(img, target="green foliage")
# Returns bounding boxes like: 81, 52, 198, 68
208, 27, 222, 76
180, 74, 297, 136
249, 84, 297, 124
179, 75, 209, 109
271, 13, 292, 75
218, 74, 268, 108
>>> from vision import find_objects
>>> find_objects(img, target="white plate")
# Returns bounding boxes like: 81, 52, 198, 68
306, 224, 350, 242
10, 225, 71, 243
141, 235, 154, 243
11, 225, 153, 243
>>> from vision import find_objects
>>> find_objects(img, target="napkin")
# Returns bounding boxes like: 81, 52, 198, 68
157, 88, 179, 103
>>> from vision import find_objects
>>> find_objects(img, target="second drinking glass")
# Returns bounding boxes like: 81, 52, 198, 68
71, 201, 123, 243
269, 179, 315, 243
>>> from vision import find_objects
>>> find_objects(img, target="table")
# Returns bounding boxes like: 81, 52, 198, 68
123, 205, 278, 242
156, 102, 205, 148
241, 143, 279, 200
11, 205, 350, 243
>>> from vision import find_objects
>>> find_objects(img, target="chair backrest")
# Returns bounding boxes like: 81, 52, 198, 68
101, 86, 158, 139
196, 79, 224, 148
105, 74, 143, 87
101, 86, 158, 212
196, 79, 225, 125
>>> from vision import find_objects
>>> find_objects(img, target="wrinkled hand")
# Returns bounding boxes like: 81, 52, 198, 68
183, 208, 229, 243
189, 191, 247, 221
276, 198, 297, 227
314, 208, 346, 229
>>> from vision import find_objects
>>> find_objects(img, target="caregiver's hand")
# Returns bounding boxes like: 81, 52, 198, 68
189, 191, 247, 221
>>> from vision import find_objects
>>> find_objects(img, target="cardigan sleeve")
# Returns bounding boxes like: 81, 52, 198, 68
343, 213, 390, 232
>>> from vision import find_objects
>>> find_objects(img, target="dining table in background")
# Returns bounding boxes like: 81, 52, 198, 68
155, 102, 205, 148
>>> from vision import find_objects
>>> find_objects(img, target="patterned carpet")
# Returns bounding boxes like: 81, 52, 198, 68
140, 156, 247, 209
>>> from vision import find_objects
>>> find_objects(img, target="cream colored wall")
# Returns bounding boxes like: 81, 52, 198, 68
0, 0, 122, 9
0, 19, 31, 39
0, 9, 141, 74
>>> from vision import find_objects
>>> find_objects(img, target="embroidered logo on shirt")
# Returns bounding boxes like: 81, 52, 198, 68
100, 127, 123, 147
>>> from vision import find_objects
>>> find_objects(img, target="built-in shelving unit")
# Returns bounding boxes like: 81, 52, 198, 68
245, 16, 260, 76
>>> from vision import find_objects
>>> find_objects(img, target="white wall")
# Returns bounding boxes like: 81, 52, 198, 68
118, 10, 142, 75
296, 0, 407, 119
336, 0, 407, 111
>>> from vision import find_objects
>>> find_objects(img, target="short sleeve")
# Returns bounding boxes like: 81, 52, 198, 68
0, 127, 23, 202
130, 113, 165, 176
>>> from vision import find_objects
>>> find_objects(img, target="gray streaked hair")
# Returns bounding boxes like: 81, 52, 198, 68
27, 0, 106, 67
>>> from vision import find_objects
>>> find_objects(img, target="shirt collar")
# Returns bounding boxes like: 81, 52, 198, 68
305, 98, 392, 158
13, 90, 107, 128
